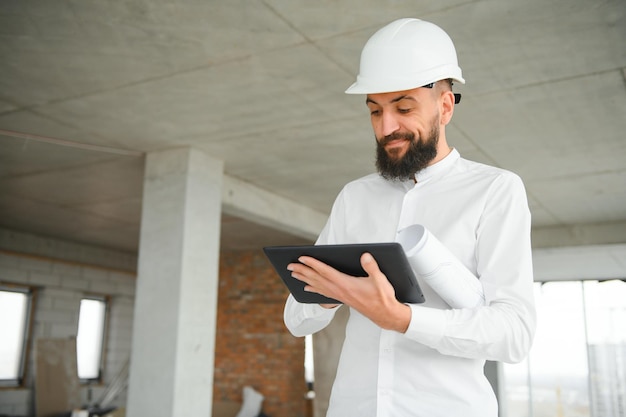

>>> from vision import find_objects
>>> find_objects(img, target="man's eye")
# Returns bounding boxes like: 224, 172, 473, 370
370, 110, 380, 116
398, 108, 411, 114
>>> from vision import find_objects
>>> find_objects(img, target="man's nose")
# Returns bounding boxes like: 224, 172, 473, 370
380, 112, 400, 137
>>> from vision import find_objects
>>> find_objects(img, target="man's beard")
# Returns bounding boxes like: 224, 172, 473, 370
375, 124, 439, 181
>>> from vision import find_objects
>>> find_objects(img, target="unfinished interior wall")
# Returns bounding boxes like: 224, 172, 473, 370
0, 248, 135, 417
0, 232, 310, 417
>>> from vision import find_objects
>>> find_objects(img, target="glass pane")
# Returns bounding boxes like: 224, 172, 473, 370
583, 280, 626, 417
501, 283, 540, 417
77, 298, 106, 379
502, 280, 626, 417
0, 290, 28, 380
530, 281, 590, 417
501, 356, 531, 417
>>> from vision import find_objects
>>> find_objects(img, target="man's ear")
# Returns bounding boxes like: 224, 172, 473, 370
440, 90, 455, 126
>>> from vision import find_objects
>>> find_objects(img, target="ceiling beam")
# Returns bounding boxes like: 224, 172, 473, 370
532, 221, 626, 248
221, 175, 327, 242
0, 228, 137, 272
533, 243, 626, 282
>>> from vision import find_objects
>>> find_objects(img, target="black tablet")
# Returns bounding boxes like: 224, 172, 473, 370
263, 242, 425, 304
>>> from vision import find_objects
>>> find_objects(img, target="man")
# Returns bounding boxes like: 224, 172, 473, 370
283, 18, 536, 417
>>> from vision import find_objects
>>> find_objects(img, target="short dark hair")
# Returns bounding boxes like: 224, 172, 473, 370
441, 78, 454, 91
439, 78, 461, 104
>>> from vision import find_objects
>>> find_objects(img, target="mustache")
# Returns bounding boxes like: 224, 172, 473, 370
378, 132, 415, 146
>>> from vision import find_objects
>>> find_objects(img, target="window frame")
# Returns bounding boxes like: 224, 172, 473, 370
77, 293, 111, 384
0, 282, 37, 388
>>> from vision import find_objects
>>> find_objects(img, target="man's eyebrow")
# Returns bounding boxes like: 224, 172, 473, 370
366, 95, 416, 105
391, 95, 416, 103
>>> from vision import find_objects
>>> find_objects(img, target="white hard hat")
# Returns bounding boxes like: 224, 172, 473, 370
345, 18, 465, 95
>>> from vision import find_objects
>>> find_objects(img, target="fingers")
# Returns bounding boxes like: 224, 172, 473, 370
290, 253, 380, 281
287, 257, 344, 302
360, 252, 382, 277
286, 258, 327, 293
287, 258, 317, 282
288, 256, 340, 281
297, 256, 336, 275
360, 252, 395, 299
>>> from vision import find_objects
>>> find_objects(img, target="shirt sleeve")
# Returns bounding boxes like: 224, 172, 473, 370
283, 189, 348, 337
404, 173, 536, 364
283, 294, 342, 337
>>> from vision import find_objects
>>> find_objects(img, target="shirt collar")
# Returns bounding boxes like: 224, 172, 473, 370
414, 148, 460, 183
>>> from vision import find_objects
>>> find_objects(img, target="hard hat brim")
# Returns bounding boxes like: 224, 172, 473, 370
345, 71, 465, 95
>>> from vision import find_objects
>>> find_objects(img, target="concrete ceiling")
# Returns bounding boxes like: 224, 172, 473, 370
1, 0, 625, 255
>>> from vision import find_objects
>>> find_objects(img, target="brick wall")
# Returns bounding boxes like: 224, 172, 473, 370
215, 249, 307, 417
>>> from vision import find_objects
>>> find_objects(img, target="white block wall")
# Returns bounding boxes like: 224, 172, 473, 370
0, 248, 136, 417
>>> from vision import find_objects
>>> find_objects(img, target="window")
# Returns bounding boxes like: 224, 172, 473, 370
502, 280, 626, 417
305, 334, 315, 395
77, 296, 109, 381
0, 284, 35, 387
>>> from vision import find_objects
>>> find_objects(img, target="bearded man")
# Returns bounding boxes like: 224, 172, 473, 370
283, 18, 536, 417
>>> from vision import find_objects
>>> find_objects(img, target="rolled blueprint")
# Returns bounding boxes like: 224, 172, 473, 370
396, 224, 485, 308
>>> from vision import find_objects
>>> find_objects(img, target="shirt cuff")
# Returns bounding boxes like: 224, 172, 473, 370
404, 304, 447, 346
302, 302, 340, 319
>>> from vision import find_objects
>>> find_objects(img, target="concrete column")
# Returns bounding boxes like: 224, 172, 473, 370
127, 147, 223, 417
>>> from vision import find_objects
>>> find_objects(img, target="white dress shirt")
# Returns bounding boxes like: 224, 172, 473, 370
284, 149, 536, 417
